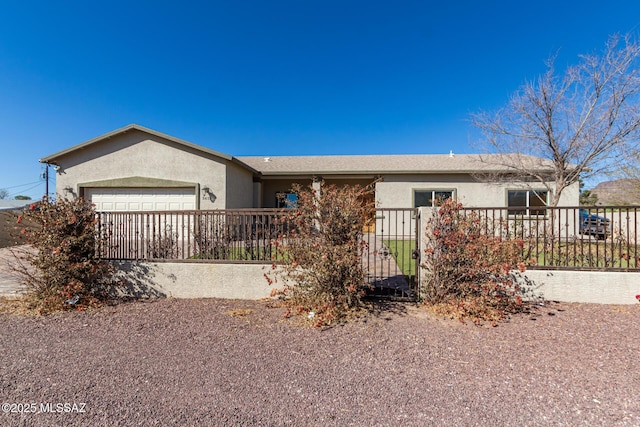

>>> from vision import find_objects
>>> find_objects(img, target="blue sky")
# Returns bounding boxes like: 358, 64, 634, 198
1, 0, 639, 199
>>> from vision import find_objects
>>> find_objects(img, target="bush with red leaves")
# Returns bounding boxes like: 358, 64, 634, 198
421, 199, 533, 324
267, 181, 375, 327
12, 197, 115, 314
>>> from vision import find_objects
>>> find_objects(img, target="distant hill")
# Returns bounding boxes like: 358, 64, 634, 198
591, 179, 640, 205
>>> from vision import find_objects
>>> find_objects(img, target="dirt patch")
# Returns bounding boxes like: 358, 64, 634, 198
0, 211, 30, 249
1, 298, 639, 426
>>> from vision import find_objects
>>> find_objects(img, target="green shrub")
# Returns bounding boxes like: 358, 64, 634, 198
267, 181, 375, 327
12, 197, 115, 314
421, 199, 531, 324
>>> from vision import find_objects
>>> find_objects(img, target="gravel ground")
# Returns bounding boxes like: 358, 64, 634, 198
0, 298, 639, 426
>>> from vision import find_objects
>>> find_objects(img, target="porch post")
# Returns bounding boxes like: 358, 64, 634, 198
312, 176, 323, 230
312, 176, 323, 200
252, 178, 263, 208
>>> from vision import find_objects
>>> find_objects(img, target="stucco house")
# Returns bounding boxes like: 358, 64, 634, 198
40, 124, 579, 212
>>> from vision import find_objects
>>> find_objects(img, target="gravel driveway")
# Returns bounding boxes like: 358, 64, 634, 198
0, 247, 26, 297
1, 298, 639, 426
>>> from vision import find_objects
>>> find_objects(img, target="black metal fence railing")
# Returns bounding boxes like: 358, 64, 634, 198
97, 205, 640, 273
458, 206, 640, 271
96, 208, 421, 297
97, 209, 288, 262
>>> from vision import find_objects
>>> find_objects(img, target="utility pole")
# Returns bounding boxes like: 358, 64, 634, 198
44, 164, 49, 199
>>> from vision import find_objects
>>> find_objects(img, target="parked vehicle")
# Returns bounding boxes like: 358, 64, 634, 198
579, 209, 611, 240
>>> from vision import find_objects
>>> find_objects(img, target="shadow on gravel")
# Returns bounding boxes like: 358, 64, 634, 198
523, 300, 568, 320
366, 299, 413, 319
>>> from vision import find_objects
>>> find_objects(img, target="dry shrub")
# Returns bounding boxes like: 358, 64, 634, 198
225, 308, 254, 318
267, 181, 375, 327
421, 199, 532, 324
0, 296, 32, 316
11, 197, 115, 314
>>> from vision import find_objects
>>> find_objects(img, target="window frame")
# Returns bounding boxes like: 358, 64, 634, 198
506, 189, 548, 216
275, 191, 298, 209
412, 189, 455, 208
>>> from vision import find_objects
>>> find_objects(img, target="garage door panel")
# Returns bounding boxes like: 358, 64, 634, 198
86, 188, 196, 212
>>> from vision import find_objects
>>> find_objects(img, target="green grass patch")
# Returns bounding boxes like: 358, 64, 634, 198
525, 240, 639, 269
384, 238, 639, 271
383, 239, 417, 277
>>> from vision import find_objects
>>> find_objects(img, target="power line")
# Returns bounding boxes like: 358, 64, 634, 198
2, 180, 42, 190
8, 182, 42, 199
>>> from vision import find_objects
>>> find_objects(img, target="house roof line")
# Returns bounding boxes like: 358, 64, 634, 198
39, 124, 260, 175
237, 154, 557, 176
39, 125, 560, 177
254, 169, 552, 177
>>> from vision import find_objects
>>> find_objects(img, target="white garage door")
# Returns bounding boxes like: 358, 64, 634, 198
85, 188, 196, 211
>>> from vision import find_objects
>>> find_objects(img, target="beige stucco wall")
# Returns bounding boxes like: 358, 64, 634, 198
112, 261, 276, 299
109, 259, 639, 304
375, 177, 578, 237
322, 178, 376, 187
53, 129, 253, 209
260, 175, 574, 211
519, 270, 639, 304
376, 174, 579, 209
225, 162, 256, 209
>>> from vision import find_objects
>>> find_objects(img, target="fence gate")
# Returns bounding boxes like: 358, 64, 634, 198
363, 208, 420, 300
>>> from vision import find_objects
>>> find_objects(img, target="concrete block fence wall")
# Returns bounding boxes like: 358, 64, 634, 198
517, 270, 639, 305
111, 261, 275, 300
110, 260, 639, 305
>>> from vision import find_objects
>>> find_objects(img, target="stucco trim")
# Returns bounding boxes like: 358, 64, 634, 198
79, 176, 197, 188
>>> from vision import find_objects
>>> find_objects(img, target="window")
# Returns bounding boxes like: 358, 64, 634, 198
507, 190, 548, 215
276, 192, 298, 209
413, 190, 454, 208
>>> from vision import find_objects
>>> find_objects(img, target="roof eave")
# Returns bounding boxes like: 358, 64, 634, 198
257, 169, 556, 176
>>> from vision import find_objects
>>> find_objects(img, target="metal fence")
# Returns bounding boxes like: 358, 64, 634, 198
458, 205, 640, 271
363, 208, 419, 299
97, 205, 640, 274
97, 209, 288, 262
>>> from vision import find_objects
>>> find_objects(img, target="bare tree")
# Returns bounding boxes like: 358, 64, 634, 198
614, 145, 640, 204
0, 189, 8, 200
471, 34, 640, 206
